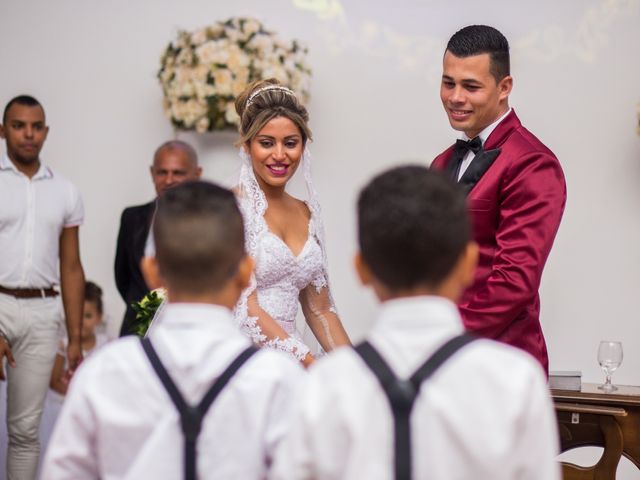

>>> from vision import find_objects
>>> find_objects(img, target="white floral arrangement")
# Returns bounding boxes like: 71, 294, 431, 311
158, 17, 312, 133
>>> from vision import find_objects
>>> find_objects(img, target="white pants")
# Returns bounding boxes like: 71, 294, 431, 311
0, 293, 61, 480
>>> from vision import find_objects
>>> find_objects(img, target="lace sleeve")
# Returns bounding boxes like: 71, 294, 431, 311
235, 282, 310, 362
299, 282, 350, 352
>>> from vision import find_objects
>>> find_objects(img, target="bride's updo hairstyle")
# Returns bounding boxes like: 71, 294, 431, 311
235, 78, 312, 147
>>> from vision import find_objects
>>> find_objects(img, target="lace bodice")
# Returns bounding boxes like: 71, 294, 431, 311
254, 227, 326, 336
234, 150, 337, 361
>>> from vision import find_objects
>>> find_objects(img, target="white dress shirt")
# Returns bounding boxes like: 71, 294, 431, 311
43, 303, 305, 480
457, 107, 512, 180
270, 296, 560, 480
0, 154, 84, 288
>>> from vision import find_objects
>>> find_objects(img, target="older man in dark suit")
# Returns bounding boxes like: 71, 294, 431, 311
115, 141, 201, 336
431, 25, 566, 373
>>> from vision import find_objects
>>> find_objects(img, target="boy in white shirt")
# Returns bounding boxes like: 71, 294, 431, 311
44, 181, 304, 479
270, 166, 560, 480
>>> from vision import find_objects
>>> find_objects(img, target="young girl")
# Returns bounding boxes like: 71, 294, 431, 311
39, 281, 109, 471
49, 281, 109, 396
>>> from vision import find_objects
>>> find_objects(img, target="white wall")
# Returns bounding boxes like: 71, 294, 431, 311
2, 0, 640, 474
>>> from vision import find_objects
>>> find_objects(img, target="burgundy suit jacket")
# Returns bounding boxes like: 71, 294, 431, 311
432, 110, 566, 372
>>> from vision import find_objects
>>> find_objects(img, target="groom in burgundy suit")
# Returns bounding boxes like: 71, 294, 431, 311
431, 25, 566, 373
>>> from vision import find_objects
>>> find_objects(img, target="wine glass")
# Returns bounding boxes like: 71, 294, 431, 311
597, 341, 623, 392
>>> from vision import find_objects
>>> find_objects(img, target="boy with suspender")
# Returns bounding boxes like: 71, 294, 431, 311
271, 166, 560, 480
43, 181, 304, 479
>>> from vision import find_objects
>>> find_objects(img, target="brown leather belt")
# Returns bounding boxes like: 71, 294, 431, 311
0, 285, 59, 299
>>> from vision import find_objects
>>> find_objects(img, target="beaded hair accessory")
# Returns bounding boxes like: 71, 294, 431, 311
245, 85, 295, 109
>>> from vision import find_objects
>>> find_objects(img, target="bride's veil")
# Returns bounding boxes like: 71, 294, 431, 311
234, 146, 333, 354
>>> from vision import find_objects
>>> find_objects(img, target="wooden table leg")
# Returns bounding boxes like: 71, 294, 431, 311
560, 415, 623, 480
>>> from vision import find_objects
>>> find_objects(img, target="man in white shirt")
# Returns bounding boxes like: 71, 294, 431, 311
44, 181, 304, 479
271, 166, 560, 480
0, 95, 85, 480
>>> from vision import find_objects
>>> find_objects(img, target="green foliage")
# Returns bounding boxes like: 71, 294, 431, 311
130, 290, 165, 337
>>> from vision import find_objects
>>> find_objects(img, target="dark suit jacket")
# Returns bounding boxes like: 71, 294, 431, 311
431, 110, 566, 372
114, 200, 155, 336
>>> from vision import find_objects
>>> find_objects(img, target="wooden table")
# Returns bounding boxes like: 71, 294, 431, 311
552, 383, 640, 479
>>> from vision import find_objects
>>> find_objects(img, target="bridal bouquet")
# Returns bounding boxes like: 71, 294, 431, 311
131, 288, 166, 337
158, 17, 312, 133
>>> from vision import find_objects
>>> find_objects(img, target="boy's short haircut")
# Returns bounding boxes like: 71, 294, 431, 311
357, 165, 470, 290
154, 181, 245, 294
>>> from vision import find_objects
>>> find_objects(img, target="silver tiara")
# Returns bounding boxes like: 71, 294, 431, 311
245, 85, 295, 108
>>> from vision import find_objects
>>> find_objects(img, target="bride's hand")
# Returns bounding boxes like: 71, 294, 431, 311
301, 353, 315, 368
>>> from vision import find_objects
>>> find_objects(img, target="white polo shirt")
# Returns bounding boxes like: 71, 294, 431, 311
0, 154, 84, 288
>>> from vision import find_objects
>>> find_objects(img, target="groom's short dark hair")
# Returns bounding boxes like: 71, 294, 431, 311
446, 25, 510, 82
357, 166, 470, 290
154, 181, 245, 293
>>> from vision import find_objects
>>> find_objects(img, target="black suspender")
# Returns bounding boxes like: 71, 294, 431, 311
355, 333, 477, 480
140, 337, 258, 480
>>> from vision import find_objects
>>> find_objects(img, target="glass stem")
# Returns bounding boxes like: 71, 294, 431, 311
606, 374, 612, 386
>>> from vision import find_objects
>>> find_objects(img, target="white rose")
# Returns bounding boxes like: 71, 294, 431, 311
212, 40, 231, 64
226, 28, 242, 44
190, 64, 210, 83
283, 58, 297, 73
232, 77, 248, 96
159, 66, 175, 84
243, 19, 261, 36
191, 29, 208, 46
213, 69, 233, 95
174, 66, 191, 83
195, 116, 210, 133
166, 84, 181, 100
153, 288, 167, 300
225, 103, 240, 125
176, 48, 193, 65
265, 51, 282, 65
194, 82, 216, 99
183, 99, 208, 126
180, 81, 195, 97
227, 49, 250, 71
162, 98, 172, 119
252, 58, 265, 72
171, 101, 187, 122
249, 34, 273, 53
195, 41, 218, 64
209, 24, 224, 37
235, 67, 250, 82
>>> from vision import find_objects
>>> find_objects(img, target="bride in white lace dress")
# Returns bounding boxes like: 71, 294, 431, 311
233, 79, 351, 366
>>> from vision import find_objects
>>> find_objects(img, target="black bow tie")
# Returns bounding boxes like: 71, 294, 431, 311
447, 137, 482, 182
455, 136, 482, 155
